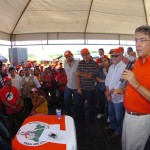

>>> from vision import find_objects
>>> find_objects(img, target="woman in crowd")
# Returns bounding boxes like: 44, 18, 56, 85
30, 88, 48, 115
42, 67, 53, 100
96, 57, 110, 119
56, 68, 67, 107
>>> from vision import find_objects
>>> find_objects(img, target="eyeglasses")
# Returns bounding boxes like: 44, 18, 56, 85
110, 55, 120, 58
135, 38, 150, 43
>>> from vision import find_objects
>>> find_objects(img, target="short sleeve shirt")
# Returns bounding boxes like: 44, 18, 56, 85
124, 57, 150, 113
77, 59, 98, 90
0, 85, 21, 114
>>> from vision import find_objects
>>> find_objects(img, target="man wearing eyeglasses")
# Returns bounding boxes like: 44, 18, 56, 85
76, 48, 98, 124
118, 25, 150, 150
105, 48, 127, 138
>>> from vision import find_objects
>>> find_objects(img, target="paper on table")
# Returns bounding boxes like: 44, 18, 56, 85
39, 128, 68, 144
49, 124, 60, 130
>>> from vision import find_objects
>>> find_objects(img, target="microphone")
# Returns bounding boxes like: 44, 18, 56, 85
119, 57, 135, 82
54, 55, 63, 60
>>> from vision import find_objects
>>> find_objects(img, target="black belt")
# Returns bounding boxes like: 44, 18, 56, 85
127, 111, 149, 116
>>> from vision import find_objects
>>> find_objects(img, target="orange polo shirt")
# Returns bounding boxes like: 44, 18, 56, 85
124, 56, 150, 113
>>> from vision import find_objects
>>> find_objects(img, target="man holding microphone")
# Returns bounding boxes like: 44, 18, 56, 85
115, 25, 150, 150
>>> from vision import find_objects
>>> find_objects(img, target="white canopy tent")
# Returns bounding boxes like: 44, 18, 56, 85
0, 0, 149, 42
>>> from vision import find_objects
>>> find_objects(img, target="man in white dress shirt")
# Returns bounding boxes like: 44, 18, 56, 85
105, 48, 127, 138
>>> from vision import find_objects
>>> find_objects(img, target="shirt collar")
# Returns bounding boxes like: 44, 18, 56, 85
138, 56, 150, 63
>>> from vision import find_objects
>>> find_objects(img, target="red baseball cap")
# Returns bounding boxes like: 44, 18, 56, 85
118, 47, 124, 53
64, 50, 73, 57
109, 48, 122, 54
81, 48, 90, 55
3, 76, 11, 82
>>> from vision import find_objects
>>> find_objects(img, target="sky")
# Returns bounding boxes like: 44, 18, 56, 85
0, 40, 136, 61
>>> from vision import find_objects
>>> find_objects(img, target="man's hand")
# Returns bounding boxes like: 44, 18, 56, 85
121, 70, 139, 88
105, 89, 114, 101
76, 70, 81, 76
103, 67, 107, 75
105, 91, 111, 97
114, 88, 125, 96
77, 88, 82, 95
106, 96, 112, 101
11, 105, 18, 111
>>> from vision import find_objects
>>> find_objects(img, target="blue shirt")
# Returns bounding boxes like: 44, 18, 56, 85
96, 67, 106, 91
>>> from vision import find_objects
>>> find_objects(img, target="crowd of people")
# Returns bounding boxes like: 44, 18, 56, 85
0, 25, 150, 150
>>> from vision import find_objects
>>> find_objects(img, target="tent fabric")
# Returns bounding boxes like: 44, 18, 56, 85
0, 0, 149, 41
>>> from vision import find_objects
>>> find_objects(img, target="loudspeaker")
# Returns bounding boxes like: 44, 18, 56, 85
9, 47, 28, 66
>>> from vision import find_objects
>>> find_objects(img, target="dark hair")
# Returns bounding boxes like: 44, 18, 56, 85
101, 58, 110, 63
60, 68, 65, 73
135, 25, 150, 36
0, 61, 2, 69
19, 70, 23, 76
98, 48, 104, 52
24, 66, 30, 69
30, 91, 38, 94
127, 47, 133, 52
8, 66, 15, 72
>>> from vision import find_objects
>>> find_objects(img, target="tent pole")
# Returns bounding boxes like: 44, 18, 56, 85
10, 34, 13, 66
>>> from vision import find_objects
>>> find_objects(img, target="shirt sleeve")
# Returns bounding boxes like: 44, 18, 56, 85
34, 76, 41, 88
77, 61, 82, 71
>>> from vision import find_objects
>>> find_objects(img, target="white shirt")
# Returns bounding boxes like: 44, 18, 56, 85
8, 74, 21, 93
64, 59, 79, 89
20, 75, 41, 89
105, 60, 126, 103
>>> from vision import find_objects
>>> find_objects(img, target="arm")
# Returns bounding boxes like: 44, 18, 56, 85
96, 77, 105, 82
76, 72, 82, 94
136, 85, 150, 101
1, 87, 20, 111
15, 88, 21, 107
96, 67, 108, 83
113, 81, 127, 95
105, 86, 115, 101
114, 88, 125, 95
33, 96, 45, 109
76, 70, 93, 79
121, 69, 150, 101
57, 77, 66, 85
1, 101, 18, 111
34, 76, 41, 88
105, 86, 115, 96
15, 97, 20, 107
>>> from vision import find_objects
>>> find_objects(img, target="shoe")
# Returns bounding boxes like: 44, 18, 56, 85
96, 114, 104, 119
111, 132, 120, 138
107, 117, 109, 123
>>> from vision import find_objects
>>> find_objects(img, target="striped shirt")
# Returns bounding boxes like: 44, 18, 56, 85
77, 59, 98, 90
0, 75, 4, 89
